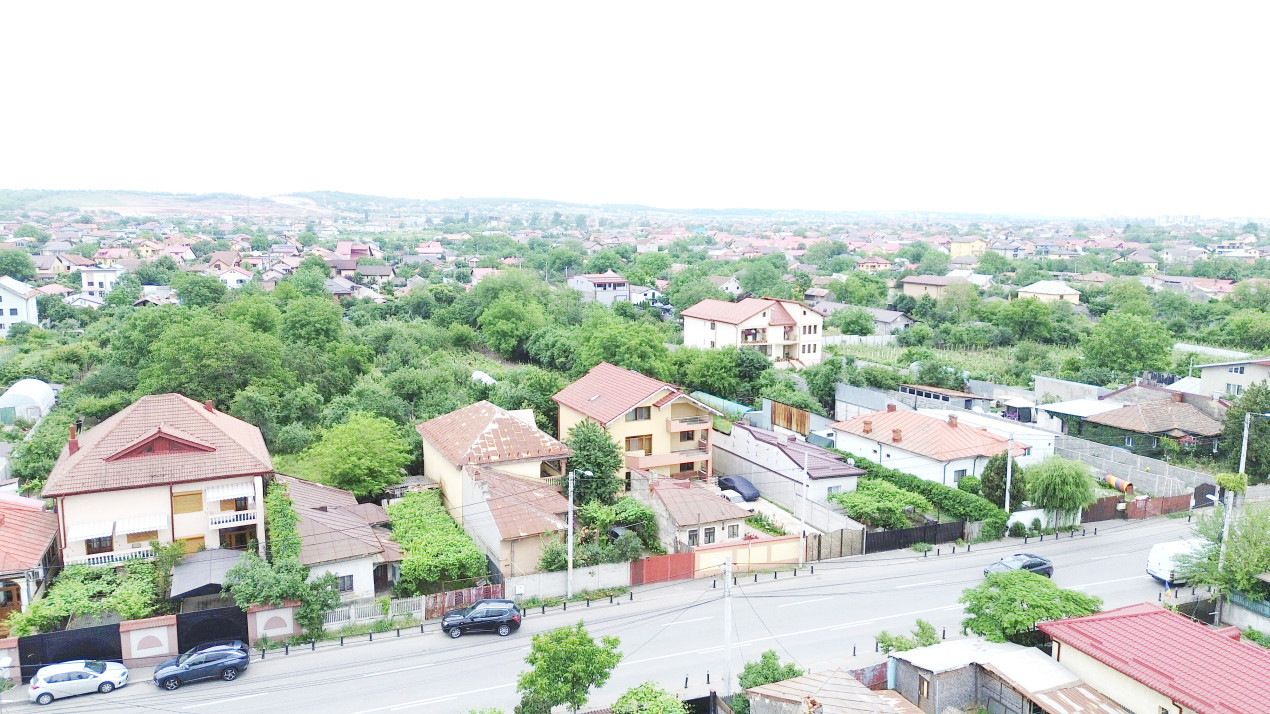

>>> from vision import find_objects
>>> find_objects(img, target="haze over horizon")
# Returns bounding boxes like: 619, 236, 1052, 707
3, 2, 1268, 219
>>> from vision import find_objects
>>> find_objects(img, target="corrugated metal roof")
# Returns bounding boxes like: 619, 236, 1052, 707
468, 465, 568, 540
746, 668, 923, 713
652, 479, 751, 526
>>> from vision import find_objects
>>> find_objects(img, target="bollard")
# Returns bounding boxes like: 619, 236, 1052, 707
610, 595, 614, 604
1039, 533, 1043, 542
937, 548, 941, 556
794, 568, 797, 577
713, 580, 717, 589
1094, 527, 1098, 535
966, 542, 970, 552
340, 636, 344, 646
810, 565, 814, 575
685, 675, 689, 689
629, 592, 634, 601
261, 648, 266, 659
1082, 528, 1086, 536
563, 601, 567, 612
754, 574, 758, 583
952, 546, 956, 554
707, 671, 710, 684
397, 628, 401, 638
369, 632, 373, 642
733, 576, 737, 586
586, 598, 590, 608
1070, 529, 1074, 539
1158, 591, 1163, 601
875, 641, 879, 652
942, 628, 946, 639
774, 571, 778, 580
285, 644, 289, 656
541, 605, 545, 615
311, 641, 315, 651
1024, 536, 1028, 544
852, 645, 856, 656
924, 550, 928, 558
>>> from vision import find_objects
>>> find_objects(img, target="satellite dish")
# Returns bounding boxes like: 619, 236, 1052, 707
846, 458, 855, 466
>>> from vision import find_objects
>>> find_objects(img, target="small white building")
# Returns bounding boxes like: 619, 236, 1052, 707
680, 298, 825, 368
0, 276, 39, 337
566, 270, 631, 305
650, 478, 751, 553
79, 264, 127, 302
0, 378, 56, 423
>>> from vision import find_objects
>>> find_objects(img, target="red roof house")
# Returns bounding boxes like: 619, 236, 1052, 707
0, 493, 60, 629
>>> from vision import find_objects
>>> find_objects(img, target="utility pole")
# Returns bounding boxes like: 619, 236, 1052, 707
1004, 434, 1014, 514
567, 469, 576, 599
1239, 412, 1251, 476
799, 452, 809, 565
722, 556, 733, 698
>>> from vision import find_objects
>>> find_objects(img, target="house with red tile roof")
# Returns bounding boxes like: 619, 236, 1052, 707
830, 405, 1028, 487
649, 478, 751, 552
680, 298, 825, 368
415, 401, 572, 525
1039, 603, 1270, 714
553, 362, 723, 485
459, 465, 570, 577
0, 493, 60, 630
42, 393, 273, 567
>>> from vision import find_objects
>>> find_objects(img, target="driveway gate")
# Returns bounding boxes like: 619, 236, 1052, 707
176, 606, 249, 652
17, 623, 122, 682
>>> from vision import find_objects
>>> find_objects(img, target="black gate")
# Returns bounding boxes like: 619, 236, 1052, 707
863, 520, 965, 554
176, 606, 249, 652
1193, 482, 1217, 508
17, 623, 121, 682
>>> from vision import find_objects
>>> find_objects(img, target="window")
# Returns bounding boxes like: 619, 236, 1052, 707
85, 536, 113, 555
1229, 365, 1245, 374
221, 497, 249, 512
728, 524, 739, 538
679, 461, 696, 473
827, 485, 842, 495
221, 527, 251, 549
169, 442, 182, 450
626, 406, 651, 421
173, 492, 203, 514
680, 430, 695, 442
687, 529, 699, 546
1124, 435, 1134, 447
709, 322, 716, 330
336, 575, 354, 593
919, 677, 930, 700
625, 435, 652, 455
704, 527, 716, 544
953, 469, 967, 480
1228, 383, 1243, 396
7, 309, 14, 316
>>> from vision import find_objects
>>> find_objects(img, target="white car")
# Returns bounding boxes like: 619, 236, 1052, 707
720, 489, 756, 513
28, 660, 129, 705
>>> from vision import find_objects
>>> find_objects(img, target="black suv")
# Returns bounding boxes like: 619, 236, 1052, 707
984, 553, 1054, 578
441, 599, 521, 638
152, 642, 250, 691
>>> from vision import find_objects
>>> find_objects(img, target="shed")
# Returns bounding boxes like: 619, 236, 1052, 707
170, 548, 247, 599
0, 378, 55, 424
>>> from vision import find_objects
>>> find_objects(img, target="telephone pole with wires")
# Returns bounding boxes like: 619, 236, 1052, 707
722, 556, 734, 698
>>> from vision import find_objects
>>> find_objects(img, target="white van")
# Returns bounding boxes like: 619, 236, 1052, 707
1146, 539, 1206, 585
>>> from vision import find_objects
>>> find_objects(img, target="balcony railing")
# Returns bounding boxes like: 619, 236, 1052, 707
625, 447, 710, 470
665, 415, 711, 433
66, 546, 154, 567
209, 510, 258, 529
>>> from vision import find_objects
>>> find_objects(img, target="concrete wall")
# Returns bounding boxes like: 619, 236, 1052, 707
119, 614, 178, 667
504, 561, 631, 601
0, 636, 19, 683
248, 601, 301, 645
692, 534, 801, 575
1032, 375, 1108, 403
1053, 641, 1196, 714
421, 439, 465, 523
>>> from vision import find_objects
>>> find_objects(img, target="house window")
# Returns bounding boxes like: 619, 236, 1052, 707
625, 435, 652, 455
221, 497, 249, 512
688, 529, 699, 546
680, 430, 695, 442
728, 524, 739, 539
679, 462, 695, 473
1229, 366, 1245, 374
919, 677, 930, 700
710, 322, 716, 330
1125, 436, 1134, 447
1227, 383, 1243, 396
827, 485, 842, 495
954, 469, 967, 480
85, 536, 114, 555
172, 492, 203, 514
704, 527, 716, 544
336, 575, 354, 593
626, 407, 651, 422
7, 309, 14, 316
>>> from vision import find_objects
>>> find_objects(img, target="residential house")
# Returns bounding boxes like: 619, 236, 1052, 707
1016, 280, 1081, 304
1039, 603, 1270, 714
553, 362, 723, 483
1070, 272, 1114, 289
79, 264, 127, 302
680, 298, 825, 368
630, 285, 662, 304
31, 255, 60, 281
899, 275, 964, 300
205, 251, 241, 273
1112, 250, 1159, 272
93, 247, 136, 265
855, 256, 894, 273
706, 274, 743, 296
41, 393, 272, 566
460, 464, 569, 578
0, 276, 39, 337
812, 302, 914, 335
949, 236, 988, 258
1193, 357, 1270, 399
1064, 389, 1223, 455
355, 264, 395, 284
648, 478, 751, 552
712, 423, 864, 508
276, 475, 401, 601
566, 270, 631, 305
209, 266, 253, 289
899, 384, 991, 411
0, 493, 60, 630
888, 638, 1126, 714
831, 406, 1028, 486
40, 241, 73, 256
415, 401, 572, 524
746, 668, 921, 714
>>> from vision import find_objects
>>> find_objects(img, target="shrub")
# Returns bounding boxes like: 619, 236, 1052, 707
1031, 517, 1043, 532
746, 512, 787, 536
829, 479, 933, 530
388, 491, 488, 594
911, 542, 932, 553
1009, 522, 1027, 538
957, 475, 982, 496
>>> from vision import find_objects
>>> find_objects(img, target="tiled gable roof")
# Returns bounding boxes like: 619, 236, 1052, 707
43, 394, 272, 498
831, 409, 1027, 462
652, 479, 751, 526
1039, 603, 1270, 714
276, 475, 399, 567
679, 297, 816, 326
416, 400, 572, 468
467, 465, 568, 540
0, 493, 59, 573
1081, 401, 1222, 438
552, 362, 673, 425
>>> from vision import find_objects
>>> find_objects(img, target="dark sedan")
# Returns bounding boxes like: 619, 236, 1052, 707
153, 642, 250, 691
984, 553, 1053, 577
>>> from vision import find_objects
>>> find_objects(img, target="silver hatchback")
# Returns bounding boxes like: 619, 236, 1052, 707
28, 659, 129, 705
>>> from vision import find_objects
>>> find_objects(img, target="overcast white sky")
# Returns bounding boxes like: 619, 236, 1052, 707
2, 2, 1267, 218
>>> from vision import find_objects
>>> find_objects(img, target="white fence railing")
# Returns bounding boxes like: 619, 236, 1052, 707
323, 595, 425, 630
209, 510, 258, 529
65, 546, 154, 567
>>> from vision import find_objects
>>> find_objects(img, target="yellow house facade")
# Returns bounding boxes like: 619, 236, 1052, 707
949, 237, 987, 258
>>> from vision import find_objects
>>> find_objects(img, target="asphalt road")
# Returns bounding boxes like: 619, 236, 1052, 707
7, 515, 1194, 713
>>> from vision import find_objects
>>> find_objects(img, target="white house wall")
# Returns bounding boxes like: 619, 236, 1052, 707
832, 431, 988, 487
309, 555, 377, 601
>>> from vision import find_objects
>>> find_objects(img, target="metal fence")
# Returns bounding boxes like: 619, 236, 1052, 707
863, 520, 965, 554
1054, 435, 1210, 497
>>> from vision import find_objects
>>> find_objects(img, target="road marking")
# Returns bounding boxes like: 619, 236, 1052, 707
830, 619, 876, 630
346, 684, 514, 714
1069, 575, 1150, 589
661, 616, 711, 626
777, 597, 830, 608
896, 580, 942, 589
1091, 553, 1130, 560
360, 663, 433, 678
185, 693, 267, 708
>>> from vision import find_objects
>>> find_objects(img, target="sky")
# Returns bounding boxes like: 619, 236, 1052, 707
2, 2, 1268, 219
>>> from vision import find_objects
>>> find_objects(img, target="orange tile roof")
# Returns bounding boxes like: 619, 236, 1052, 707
416, 400, 572, 468
0, 493, 58, 573
467, 465, 568, 540
831, 410, 1028, 462
43, 394, 273, 498
552, 362, 674, 425
679, 297, 815, 326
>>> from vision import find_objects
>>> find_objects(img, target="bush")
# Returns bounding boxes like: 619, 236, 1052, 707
1031, 517, 1042, 532
829, 479, 933, 530
1009, 522, 1027, 538
958, 475, 982, 496
911, 542, 932, 553
832, 449, 1008, 541
746, 512, 786, 536
274, 423, 316, 454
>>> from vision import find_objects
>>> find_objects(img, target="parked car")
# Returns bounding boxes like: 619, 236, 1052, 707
984, 553, 1053, 577
720, 489, 756, 513
153, 642, 250, 691
717, 475, 759, 501
28, 660, 128, 706
441, 599, 521, 638
1147, 539, 1205, 585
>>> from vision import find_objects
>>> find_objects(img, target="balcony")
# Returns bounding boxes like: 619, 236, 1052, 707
66, 546, 153, 568
625, 447, 710, 470
666, 415, 711, 433
209, 510, 258, 529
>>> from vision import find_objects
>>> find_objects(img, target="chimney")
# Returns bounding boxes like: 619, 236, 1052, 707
886, 403, 896, 412
204, 399, 215, 412
892, 428, 902, 443
68, 424, 79, 455
1172, 392, 1183, 403
863, 420, 873, 434
948, 414, 958, 427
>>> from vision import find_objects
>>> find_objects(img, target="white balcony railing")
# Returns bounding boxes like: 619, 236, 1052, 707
66, 546, 154, 567
209, 510, 258, 529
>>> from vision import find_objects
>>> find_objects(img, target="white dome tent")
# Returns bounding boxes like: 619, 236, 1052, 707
0, 378, 55, 424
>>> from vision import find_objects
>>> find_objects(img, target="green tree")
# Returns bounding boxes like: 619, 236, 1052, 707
136, 313, 287, 407
578, 319, 668, 377
1081, 311, 1171, 378
1221, 382, 1270, 482
1178, 501, 1270, 598
960, 570, 1102, 643
281, 295, 344, 345
13, 224, 49, 241
105, 274, 143, 308
223, 294, 282, 333
875, 619, 940, 653
0, 248, 36, 281
172, 273, 228, 308
613, 682, 686, 714
733, 650, 803, 714
479, 294, 547, 359
298, 412, 410, 497
996, 298, 1055, 343
801, 358, 844, 414
565, 420, 624, 504
1025, 456, 1096, 527
826, 307, 874, 336
739, 261, 788, 298
979, 452, 1026, 512
516, 623, 622, 714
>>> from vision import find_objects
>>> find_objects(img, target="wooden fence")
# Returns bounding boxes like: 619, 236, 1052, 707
804, 527, 864, 561
863, 520, 965, 554
424, 584, 504, 620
